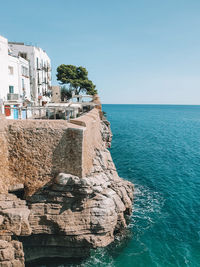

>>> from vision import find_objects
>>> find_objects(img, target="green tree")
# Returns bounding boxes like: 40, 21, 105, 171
60, 86, 73, 101
56, 65, 97, 96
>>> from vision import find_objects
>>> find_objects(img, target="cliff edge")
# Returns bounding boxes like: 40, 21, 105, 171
0, 99, 134, 266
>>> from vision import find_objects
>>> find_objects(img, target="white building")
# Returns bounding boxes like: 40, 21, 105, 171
7, 55, 31, 100
8, 42, 51, 105
4, 55, 31, 119
0, 36, 9, 106
0, 35, 52, 119
0, 35, 32, 118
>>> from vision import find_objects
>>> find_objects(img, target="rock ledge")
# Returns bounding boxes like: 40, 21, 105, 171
0, 114, 134, 266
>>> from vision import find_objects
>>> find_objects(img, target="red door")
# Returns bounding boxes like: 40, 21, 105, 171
5, 105, 11, 116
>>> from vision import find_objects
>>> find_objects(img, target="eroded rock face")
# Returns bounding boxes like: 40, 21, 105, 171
0, 194, 29, 266
0, 239, 25, 267
101, 117, 112, 148
23, 145, 133, 262
0, 194, 31, 236
0, 115, 134, 265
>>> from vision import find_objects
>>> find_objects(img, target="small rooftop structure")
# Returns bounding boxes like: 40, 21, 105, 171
9, 42, 25, 45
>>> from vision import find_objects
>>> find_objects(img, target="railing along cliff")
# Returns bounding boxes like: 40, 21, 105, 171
3, 103, 94, 120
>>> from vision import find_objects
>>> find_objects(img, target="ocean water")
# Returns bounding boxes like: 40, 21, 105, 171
33, 104, 200, 267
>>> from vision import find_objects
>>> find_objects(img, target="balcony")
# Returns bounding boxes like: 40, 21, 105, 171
37, 64, 42, 70
43, 91, 52, 98
43, 66, 48, 72
7, 93, 19, 101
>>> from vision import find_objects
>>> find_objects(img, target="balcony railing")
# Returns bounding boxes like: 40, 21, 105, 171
37, 65, 42, 70
43, 91, 52, 97
7, 93, 19, 101
3, 105, 85, 120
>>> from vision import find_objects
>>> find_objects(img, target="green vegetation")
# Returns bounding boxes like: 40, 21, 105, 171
60, 86, 73, 101
56, 65, 97, 96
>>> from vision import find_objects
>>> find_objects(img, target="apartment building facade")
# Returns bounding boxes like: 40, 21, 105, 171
0, 35, 31, 118
0, 34, 52, 118
0, 35, 9, 104
9, 42, 51, 105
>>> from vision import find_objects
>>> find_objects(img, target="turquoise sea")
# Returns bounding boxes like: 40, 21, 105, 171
34, 104, 200, 267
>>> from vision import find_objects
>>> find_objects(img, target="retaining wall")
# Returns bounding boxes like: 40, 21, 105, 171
0, 107, 103, 195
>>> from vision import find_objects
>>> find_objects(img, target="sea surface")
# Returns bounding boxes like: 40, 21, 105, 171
35, 104, 200, 267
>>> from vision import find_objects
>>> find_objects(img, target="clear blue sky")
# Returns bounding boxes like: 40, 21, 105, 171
1, 0, 200, 104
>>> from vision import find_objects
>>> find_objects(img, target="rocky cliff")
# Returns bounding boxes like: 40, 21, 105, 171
0, 103, 134, 266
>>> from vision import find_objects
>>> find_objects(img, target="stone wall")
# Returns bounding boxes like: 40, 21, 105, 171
0, 116, 11, 193
70, 108, 103, 177
0, 107, 109, 195
51, 86, 61, 103
4, 120, 85, 195
0, 101, 134, 265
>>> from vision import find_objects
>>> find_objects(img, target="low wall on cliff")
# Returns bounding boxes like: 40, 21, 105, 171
70, 108, 103, 176
0, 116, 12, 192
0, 108, 104, 195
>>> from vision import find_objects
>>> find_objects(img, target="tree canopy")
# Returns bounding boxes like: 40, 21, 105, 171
56, 65, 97, 96
60, 86, 73, 102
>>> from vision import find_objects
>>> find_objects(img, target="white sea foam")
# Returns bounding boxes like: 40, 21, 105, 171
129, 183, 165, 233
80, 184, 165, 266
80, 248, 115, 267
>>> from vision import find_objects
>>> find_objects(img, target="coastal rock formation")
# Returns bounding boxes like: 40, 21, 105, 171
0, 194, 31, 236
0, 239, 24, 267
0, 103, 134, 265
0, 194, 30, 267
23, 149, 133, 262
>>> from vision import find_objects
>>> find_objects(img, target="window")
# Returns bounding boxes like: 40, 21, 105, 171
38, 73, 40, 84
22, 79, 25, 89
9, 86, 14, 94
19, 52, 27, 60
36, 57, 39, 69
8, 66, 14, 75
21, 66, 28, 77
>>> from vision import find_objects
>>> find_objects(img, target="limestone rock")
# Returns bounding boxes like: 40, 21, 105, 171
0, 194, 31, 236
23, 146, 133, 261
0, 239, 24, 267
101, 118, 112, 148
0, 108, 134, 264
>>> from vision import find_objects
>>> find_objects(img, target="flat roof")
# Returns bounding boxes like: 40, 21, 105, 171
9, 42, 25, 45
